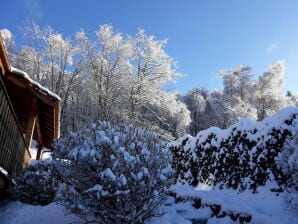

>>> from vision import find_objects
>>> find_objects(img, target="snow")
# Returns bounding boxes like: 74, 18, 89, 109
100, 168, 116, 181
10, 66, 61, 101
10, 67, 30, 79
0, 166, 8, 176
29, 140, 52, 161
195, 182, 213, 191
0, 201, 81, 224
85, 184, 103, 193
119, 173, 127, 185
172, 184, 298, 224
146, 197, 193, 224
0, 199, 192, 224
2, 183, 297, 224
207, 216, 237, 224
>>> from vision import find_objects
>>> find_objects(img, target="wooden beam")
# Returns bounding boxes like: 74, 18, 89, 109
41, 149, 52, 159
0, 59, 5, 76
54, 101, 60, 138
24, 113, 37, 154
23, 149, 31, 169
35, 114, 43, 160
22, 112, 36, 168
36, 144, 43, 160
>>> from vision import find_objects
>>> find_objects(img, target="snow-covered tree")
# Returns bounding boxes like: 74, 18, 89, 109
146, 91, 190, 137
87, 25, 132, 121
209, 90, 236, 128
183, 62, 290, 132
2, 22, 189, 136
218, 65, 257, 123
183, 88, 208, 135
0, 28, 16, 63
128, 29, 182, 121
0, 28, 14, 46
286, 91, 298, 106
220, 65, 252, 101
254, 61, 286, 120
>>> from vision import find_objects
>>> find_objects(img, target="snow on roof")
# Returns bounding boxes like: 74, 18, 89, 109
10, 66, 61, 101
10, 66, 30, 79
0, 166, 8, 176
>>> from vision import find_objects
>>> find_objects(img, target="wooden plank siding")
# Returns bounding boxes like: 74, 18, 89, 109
0, 35, 60, 185
0, 73, 30, 178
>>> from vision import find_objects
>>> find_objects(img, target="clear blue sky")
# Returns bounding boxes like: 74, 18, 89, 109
1, 0, 298, 94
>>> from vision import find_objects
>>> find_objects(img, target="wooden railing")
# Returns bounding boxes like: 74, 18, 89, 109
0, 74, 27, 178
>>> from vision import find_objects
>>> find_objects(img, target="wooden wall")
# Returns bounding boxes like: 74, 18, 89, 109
0, 73, 29, 178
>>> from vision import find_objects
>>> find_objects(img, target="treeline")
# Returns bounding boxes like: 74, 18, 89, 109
1, 22, 190, 137
182, 64, 298, 136
1, 23, 297, 137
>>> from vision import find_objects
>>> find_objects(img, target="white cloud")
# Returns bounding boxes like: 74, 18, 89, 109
267, 43, 277, 53
23, 0, 42, 19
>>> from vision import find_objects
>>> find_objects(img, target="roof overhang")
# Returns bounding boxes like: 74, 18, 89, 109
0, 35, 60, 149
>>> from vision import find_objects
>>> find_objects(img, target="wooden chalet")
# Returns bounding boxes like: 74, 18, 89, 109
0, 35, 60, 187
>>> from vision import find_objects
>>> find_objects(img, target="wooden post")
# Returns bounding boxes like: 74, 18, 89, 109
24, 114, 36, 151
36, 144, 43, 160
23, 112, 36, 167
35, 114, 43, 160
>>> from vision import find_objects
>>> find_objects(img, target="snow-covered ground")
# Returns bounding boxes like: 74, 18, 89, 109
172, 184, 297, 224
29, 140, 52, 161
0, 201, 80, 224
1, 183, 297, 224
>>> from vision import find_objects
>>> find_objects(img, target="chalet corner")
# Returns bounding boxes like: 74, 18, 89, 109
0, 35, 60, 193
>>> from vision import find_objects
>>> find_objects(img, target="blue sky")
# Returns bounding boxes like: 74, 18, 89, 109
1, 0, 298, 94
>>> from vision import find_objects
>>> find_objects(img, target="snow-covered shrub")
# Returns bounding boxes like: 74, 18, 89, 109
276, 132, 298, 212
169, 107, 298, 192
53, 121, 174, 223
15, 160, 58, 205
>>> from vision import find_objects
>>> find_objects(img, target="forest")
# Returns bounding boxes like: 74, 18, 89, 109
1, 22, 297, 139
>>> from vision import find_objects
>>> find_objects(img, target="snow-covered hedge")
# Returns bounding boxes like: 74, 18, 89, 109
276, 131, 298, 212
52, 121, 174, 223
169, 107, 298, 192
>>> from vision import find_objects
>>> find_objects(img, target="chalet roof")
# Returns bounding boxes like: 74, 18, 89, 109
10, 67, 61, 101
0, 35, 60, 150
